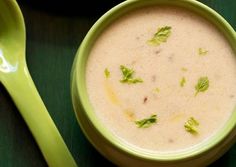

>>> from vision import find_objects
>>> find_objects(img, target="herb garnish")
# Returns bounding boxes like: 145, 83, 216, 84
195, 77, 209, 96
135, 114, 157, 128
104, 68, 110, 78
180, 77, 186, 87
181, 67, 188, 72
120, 65, 143, 84
148, 26, 172, 46
198, 48, 208, 56
154, 87, 160, 93
184, 117, 199, 134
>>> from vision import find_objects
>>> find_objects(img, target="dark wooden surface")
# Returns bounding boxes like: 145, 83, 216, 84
0, 0, 235, 166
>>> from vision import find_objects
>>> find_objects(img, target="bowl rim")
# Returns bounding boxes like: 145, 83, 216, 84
73, 0, 236, 162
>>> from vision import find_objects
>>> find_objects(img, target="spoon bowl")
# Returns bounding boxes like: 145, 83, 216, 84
0, 1, 77, 166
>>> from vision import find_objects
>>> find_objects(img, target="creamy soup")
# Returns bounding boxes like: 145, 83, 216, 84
86, 6, 236, 152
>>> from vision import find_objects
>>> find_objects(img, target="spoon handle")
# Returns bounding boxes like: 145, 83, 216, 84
2, 68, 77, 167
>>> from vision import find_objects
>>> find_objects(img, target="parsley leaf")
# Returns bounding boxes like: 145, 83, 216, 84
104, 68, 110, 78
148, 26, 172, 46
181, 67, 188, 72
195, 77, 209, 96
120, 65, 143, 84
180, 77, 186, 87
184, 117, 199, 134
154, 87, 160, 93
135, 114, 157, 128
198, 48, 208, 56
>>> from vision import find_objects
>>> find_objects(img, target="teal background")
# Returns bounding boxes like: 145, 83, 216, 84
0, 0, 235, 166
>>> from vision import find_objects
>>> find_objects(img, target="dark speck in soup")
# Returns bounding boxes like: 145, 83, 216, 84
168, 54, 175, 62
151, 75, 156, 82
155, 49, 161, 55
143, 96, 148, 104
168, 139, 174, 143
229, 95, 235, 98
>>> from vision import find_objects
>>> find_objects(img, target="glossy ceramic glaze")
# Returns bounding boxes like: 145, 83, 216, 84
71, 0, 236, 166
0, 0, 77, 166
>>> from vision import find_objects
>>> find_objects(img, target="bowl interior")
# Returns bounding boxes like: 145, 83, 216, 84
74, 0, 236, 161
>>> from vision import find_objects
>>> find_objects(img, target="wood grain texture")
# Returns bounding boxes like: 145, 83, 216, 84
0, 0, 235, 166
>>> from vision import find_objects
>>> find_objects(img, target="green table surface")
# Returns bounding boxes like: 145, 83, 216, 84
0, 0, 235, 166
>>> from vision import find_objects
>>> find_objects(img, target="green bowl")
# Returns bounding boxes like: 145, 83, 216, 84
71, 0, 236, 166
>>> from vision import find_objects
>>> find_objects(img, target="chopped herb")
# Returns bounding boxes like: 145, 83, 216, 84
181, 67, 188, 72
153, 87, 160, 93
135, 114, 157, 128
180, 77, 186, 87
198, 48, 208, 56
124, 108, 135, 121
104, 68, 110, 78
184, 117, 199, 134
148, 26, 172, 46
120, 65, 143, 84
195, 77, 209, 96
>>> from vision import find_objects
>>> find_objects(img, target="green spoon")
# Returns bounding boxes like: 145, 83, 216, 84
0, 0, 77, 166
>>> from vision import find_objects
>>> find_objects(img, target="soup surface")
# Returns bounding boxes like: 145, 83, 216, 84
86, 6, 236, 152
